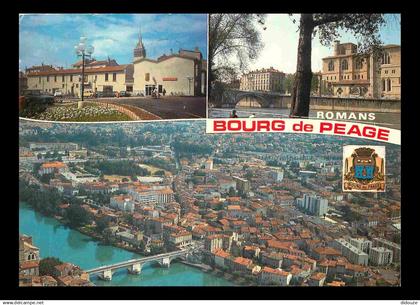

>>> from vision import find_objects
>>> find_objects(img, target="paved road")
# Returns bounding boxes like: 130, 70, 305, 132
101, 96, 206, 119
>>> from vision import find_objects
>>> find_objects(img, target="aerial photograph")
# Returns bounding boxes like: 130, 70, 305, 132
19, 119, 401, 286
18, 14, 207, 122
208, 14, 400, 129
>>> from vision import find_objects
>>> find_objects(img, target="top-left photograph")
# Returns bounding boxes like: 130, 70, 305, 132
19, 14, 208, 122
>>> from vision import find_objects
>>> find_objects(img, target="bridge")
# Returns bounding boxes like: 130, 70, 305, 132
85, 247, 196, 281
219, 89, 400, 113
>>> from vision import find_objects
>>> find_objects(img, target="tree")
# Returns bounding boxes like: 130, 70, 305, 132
209, 14, 266, 98
39, 257, 63, 276
228, 186, 237, 197
66, 204, 92, 227
95, 217, 109, 233
289, 14, 386, 117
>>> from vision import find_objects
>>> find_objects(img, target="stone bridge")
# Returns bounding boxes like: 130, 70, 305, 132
85, 248, 197, 281
220, 89, 400, 113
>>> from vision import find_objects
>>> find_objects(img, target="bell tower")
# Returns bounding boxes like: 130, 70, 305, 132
134, 27, 146, 62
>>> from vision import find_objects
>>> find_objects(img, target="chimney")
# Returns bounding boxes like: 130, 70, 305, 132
333, 40, 340, 56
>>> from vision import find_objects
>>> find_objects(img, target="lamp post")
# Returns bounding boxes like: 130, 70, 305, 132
74, 37, 94, 101
187, 76, 193, 96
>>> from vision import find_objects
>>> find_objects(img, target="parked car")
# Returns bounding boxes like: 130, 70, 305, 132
54, 90, 63, 97
83, 89, 95, 98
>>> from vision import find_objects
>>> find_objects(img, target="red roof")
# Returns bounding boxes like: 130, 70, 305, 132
27, 65, 128, 76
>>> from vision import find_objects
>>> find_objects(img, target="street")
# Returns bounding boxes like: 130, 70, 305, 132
100, 96, 206, 120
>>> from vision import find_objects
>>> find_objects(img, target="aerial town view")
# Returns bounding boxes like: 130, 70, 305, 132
19, 119, 401, 286
18, 14, 207, 122
208, 14, 400, 129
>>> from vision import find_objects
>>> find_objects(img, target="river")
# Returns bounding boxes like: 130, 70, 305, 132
19, 202, 234, 286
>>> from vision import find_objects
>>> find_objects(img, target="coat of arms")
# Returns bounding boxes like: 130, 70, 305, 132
342, 146, 385, 192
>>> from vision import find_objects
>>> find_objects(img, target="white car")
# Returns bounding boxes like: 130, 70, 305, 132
54, 91, 63, 97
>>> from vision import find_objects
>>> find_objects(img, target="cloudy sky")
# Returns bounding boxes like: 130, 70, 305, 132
19, 14, 207, 70
247, 14, 401, 74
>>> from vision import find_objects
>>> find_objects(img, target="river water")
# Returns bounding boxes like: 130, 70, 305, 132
19, 202, 234, 286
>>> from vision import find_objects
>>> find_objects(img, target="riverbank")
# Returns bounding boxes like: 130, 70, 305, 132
24, 202, 220, 276
20, 203, 235, 286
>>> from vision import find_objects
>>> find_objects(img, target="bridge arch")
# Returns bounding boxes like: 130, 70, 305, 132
221, 90, 272, 108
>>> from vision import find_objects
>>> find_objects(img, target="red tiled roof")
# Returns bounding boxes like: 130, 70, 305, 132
27, 65, 128, 76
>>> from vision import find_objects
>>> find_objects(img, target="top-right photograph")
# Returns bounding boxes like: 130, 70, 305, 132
208, 14, 401, 130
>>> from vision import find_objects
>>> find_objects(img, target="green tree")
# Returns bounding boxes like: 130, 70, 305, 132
95, 217, 110, 233
66, 204, 92, 227
209, 14, 266, 102
39, 257, 63, 276
289, 14, 388, 117
228, 186, 237, 197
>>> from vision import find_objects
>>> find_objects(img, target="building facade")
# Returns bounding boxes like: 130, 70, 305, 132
296, 194, 328, 217
321, 41, 401, 99
369, 247, 393, 266
333, 238, 369, 266
240, 67, 285, 92
133, 33, 206, 96
24, 32, 207, 98
26, 62, 134, 97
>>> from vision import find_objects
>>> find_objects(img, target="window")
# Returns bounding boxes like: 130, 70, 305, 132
145, 73, 150, 81
113, 73, 117, 82
328, 60, 334, 71
387, 79, 392, 92
54, 75, 57, 82
355, 58, 363, 69
70, 75, 73, 82
39, 77, 41, 83
341, 59, 348, 70
62, 75, 65, 82
385, 70, 388, 74
392, 70, 395, 74
105, 73, 109, 81
382, 79, 386, 91
46, 76, 49, 82
382, 52, 390, 64
62, 84, 64, 88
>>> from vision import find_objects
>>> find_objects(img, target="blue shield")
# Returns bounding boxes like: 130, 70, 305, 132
354, 165, 374, 180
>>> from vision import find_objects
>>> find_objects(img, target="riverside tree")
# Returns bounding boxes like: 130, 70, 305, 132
209, 14, 266, 102
289, 14, 387, 117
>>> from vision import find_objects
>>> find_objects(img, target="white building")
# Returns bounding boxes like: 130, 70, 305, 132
269, 168, 284, 182
349, 237, 372, 255
296, 194, 328, 217
259, 267, 292, 286
373, 237, 401, 263
333, 238, 369, 266
369, 247, 393, 266
132, 33, 206, 96
110, 195, 135, 213
205, 159, 214, 170
127, 185, 174, 205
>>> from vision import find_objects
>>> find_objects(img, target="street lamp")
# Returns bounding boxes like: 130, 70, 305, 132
187, 76, 193, 96
74, 37, 94, 101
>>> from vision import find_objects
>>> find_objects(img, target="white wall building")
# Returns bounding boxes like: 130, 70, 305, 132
333, 238, 369, 266
369, 247, 393, 266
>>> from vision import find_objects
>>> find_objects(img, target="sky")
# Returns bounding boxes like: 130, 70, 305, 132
19, 14, 208, 70
247, 14, 401, 74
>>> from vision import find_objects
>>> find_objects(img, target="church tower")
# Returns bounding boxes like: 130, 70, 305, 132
133, 28, 146, 62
